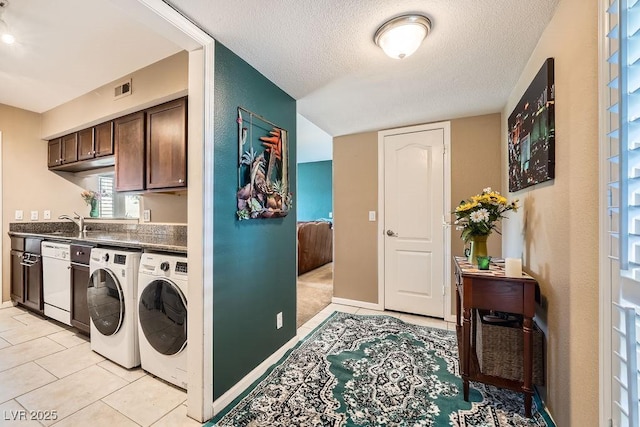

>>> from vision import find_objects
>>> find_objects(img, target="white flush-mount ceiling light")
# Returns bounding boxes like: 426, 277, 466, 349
0, 0, 15, 45
374, 14, 431, 59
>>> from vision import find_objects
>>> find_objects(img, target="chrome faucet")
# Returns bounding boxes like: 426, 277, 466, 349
59, 212, 86, 233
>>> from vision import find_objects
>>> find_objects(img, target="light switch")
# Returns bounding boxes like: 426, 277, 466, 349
328, 212, 333, 219
30, 211, 38, 221
43, 210, 51, 220
15, 210, 23, 221
368, 211, 376, 222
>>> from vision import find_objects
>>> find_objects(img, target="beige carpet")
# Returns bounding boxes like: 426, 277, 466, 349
297, 262, 333, 328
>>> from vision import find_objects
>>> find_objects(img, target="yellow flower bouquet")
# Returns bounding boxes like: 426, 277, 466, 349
453, 187, 518, 242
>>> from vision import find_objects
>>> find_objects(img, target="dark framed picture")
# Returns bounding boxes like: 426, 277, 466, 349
508, 58, 555, 192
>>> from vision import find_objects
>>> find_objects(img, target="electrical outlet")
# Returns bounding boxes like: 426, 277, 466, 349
143, 209, 151, 222
43, 210, 51, 220
276, 312, 283, 329
368, 211, 376, 221
15, 210, 23, 221
328, 212, 333, 219
30, 211, 38, 221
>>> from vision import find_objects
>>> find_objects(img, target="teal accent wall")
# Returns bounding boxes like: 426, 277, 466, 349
297, 160, 333, 221
213, 42, 297, 400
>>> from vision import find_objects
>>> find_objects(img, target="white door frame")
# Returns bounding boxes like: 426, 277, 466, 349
377, 121, 453, 321
124, 0, 215, 422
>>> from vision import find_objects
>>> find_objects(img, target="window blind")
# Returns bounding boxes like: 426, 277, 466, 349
606, 1, 640, 425
98, 176, 114, 218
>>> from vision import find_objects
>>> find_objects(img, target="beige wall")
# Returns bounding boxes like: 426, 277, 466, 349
142, 193, 188, 223
0, 104, 88, 302
333, 131, 379, 303
333, 114, 502, 307
501, 0, 598, 424
41, 51, 188, 139
450, 114, 503, 311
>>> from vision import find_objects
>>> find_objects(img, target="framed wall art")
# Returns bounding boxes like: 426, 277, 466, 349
508, 57, 555, 192
236, 107, 292, 220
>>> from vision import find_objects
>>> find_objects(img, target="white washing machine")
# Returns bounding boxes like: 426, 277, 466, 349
137, 253, 188, 389
88, 247, 141, 368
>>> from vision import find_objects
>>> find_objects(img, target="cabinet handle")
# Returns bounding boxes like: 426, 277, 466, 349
178, 179, 184, 183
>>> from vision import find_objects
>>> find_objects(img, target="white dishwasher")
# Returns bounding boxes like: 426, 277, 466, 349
41, 241, 71, 325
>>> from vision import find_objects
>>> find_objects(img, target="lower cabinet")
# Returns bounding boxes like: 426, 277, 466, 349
10, 237, 43, 315
70, 244, 92, 335
10, 249, 24, 302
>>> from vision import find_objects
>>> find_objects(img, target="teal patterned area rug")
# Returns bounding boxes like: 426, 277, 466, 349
207, 312, 555, 427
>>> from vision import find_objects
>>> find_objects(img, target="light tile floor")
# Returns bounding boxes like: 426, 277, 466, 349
0, 305, 200, 427
0, 303, 455, 426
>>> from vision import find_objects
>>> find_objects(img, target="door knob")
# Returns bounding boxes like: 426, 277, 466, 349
386, 229, 398, 237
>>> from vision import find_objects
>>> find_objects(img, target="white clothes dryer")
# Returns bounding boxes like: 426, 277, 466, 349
137, 253, 188, 389
88, 247, 141, 368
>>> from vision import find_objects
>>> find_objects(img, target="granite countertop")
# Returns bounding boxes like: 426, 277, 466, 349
8, 222, 187, 253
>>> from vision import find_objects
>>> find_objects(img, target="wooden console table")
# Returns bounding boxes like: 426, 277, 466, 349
454, 256, 539, 417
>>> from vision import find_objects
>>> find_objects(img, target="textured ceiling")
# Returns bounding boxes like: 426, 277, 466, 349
0, 0, 182, 113
0, 0, 559, 161
168, 0, 559, 137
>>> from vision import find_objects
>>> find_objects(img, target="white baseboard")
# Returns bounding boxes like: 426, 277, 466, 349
331, 297, 383, 311
211, 334, 299, 416
1, 300, 16, 309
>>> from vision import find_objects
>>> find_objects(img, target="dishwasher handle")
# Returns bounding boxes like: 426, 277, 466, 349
20, 253, 39, 267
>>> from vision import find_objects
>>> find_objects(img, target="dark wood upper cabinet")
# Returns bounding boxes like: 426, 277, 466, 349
77, 121, 113, 162
47, 138, 62, 168
46, 99, 185, 188
77, 128, 94, 161
115, 112, 145, 192
61, 133, 78, 164
146, 97, 187, 190
94, 121, 114, 157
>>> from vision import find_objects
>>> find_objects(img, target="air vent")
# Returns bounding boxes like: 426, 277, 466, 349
175, 262, 188, 274
113, 254, 127, 265
114, 79, 132, 100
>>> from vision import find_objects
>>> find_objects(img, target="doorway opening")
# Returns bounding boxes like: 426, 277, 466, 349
296, 158, 334, 328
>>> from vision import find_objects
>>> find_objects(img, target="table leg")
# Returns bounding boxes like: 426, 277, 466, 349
456, 286, 461, 327
523, 316, 533, 417
463, 307, 471, 401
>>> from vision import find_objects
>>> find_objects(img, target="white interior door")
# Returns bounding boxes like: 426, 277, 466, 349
383, 128, 445, 317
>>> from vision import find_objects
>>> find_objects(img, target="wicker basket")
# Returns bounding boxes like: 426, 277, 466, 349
475, 311, 544, 385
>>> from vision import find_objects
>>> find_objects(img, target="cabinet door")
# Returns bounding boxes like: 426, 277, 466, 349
61, 133, 78, 164
48, 139, 62, 168
77, 128, 95, 161
10, 250, 24, 303
23, 256, 43, 313
146, 97, 187, 189
94, 121, 114, 157
70, 264, 90, 335
115, 112, 145, 191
